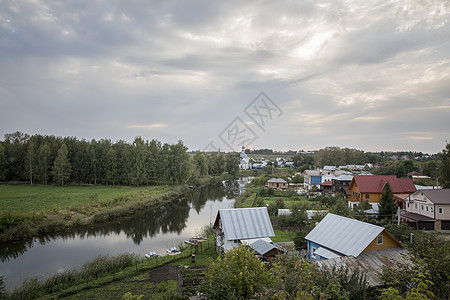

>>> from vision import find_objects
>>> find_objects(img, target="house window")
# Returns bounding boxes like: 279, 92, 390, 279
426, 206, 429, 212
377, 235, 383, 245
439, 208, 444, 214
414, 203, 418, 210
365, 194, 369, 199
431, 207, 433, 213
312, 247, 317, 259
421, 205, 424, 211
407, 202, 410, 208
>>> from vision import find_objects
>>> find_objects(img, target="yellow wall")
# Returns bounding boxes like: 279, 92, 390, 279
363, 230, 400, 253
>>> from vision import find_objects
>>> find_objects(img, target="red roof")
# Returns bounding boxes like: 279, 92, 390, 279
353, 175, 416, 194
320, 181, 332, 186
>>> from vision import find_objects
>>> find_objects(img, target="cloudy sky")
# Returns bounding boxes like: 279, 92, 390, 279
1, 0, 449, 153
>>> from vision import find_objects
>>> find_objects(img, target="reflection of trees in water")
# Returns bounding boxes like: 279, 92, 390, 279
0, 182, 230, 261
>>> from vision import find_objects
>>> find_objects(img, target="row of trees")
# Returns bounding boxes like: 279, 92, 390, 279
0, 131, 239, 186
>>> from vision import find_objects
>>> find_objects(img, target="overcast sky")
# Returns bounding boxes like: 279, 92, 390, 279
1, 0, 449, 153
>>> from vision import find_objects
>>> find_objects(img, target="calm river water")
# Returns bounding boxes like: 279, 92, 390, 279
0, 178, 250, 290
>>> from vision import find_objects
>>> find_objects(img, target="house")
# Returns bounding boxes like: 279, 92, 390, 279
265, 178, 288, 190
303, 170, 322, 190
213, 207, 275, 253
400, 189, 450, 230
305, 213, 401, 262
323, 166, 336, 171
331, 174, 353, 194
320, 180, 332, 193
347, 175, 416, 211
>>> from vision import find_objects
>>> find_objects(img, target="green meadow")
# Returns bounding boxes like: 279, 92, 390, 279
0, 184, 171, 214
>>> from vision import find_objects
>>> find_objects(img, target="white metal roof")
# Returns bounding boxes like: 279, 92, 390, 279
305, 213, 384, 257
249, 239, 278, 256
315, 247, 342, 259
219, 207, 275, 241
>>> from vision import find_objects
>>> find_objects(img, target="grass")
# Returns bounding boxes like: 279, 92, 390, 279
273, 229, 297, 243
0, 184, 171, 214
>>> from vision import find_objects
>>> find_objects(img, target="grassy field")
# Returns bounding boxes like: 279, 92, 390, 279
0, 184, 171, 213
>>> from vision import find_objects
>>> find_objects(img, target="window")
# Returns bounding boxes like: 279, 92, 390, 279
431, 207, 433, 213
312, 247, 317, 259
426, 206, 429, 212
377, 235, 383, 245
421, 204, 424, 211
439, 208, 444, 214
365, 194, 369, 199
414, 203, 418, 210
407, 202, 410, 208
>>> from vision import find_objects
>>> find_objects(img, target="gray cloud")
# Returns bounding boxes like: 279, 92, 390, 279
1, 0, 449, 153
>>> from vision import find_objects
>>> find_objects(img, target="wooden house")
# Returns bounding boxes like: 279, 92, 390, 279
347, 175, 416, 211
305, 213, 401, 262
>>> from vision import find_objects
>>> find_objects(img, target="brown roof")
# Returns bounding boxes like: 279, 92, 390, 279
353, 175, 416, 194
420, 189, 450, 205
320, 181, 332, 186
400, 211, 435, 222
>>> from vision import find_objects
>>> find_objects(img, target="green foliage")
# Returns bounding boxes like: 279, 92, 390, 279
291, 173, 304, 183
0, 275, 5, 298
329, 195, 353, 218
52, 143, 72, 185
440, 142, 450, 188
380, 233, 449, 299
293, 231, 308, 250
379, 182, 396, 219
122, 292, 144, 299
201, 246, 271, 299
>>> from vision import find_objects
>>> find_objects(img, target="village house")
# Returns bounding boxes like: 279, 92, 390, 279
400, 189, 450, 230
347, 175, 416, 211
212, 207, 278, 256
265, 178, 288, 190
305, 213, 402, 262
331, 174, 353, 194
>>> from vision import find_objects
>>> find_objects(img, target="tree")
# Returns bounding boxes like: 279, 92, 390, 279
36, 143, 51, 184
329, 194, 353, 218
0, 143, 6, 181
52, 143, 72, 185
440, 142, 450, 188
225, 153, 239, 177
25, 141, 35, 184
193, 151, 208, 177
201, 246, 271, 299
131, 137, 148, 186
105, 148, 117, 185
379, 182, 396, 219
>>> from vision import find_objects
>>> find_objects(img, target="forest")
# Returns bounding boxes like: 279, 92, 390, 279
0, 131, 239, 186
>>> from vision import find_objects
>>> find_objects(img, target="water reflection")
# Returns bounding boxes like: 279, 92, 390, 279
0, 180, 242, 262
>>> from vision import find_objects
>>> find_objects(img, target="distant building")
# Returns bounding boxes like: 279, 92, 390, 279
265, 178, 288, 190
239, 145, 251, 170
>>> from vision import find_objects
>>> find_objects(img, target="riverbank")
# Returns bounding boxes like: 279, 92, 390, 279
0, 176, 224, 243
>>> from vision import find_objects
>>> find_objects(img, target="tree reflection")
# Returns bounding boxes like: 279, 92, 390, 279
0, 181, 236, 262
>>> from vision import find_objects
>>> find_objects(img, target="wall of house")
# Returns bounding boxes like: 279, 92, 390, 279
363, 231, 400, 253
311, 176, 321, 185
435, 205, 450, 220
405, 194, 435, 218
307, 240, 326, 261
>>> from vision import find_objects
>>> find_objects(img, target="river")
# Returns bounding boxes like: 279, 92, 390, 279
0, 178, 250, 290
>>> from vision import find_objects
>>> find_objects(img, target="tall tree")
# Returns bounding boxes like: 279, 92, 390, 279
379, 182, 396, 219
225, 153, 239, 177
105, 148, 117, 185
131, 137, 148, 186
0, 143, 6, 182
193, 151, 208, 176
25, 141, 35, 184
440, 142, 450, 188
36, 143, 51, 184
52, 143, 72, 185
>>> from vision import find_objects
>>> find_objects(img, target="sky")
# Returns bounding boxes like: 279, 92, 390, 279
1, 0, 449, 154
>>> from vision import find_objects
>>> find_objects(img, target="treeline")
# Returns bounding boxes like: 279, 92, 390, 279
0, 131, 239, 186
